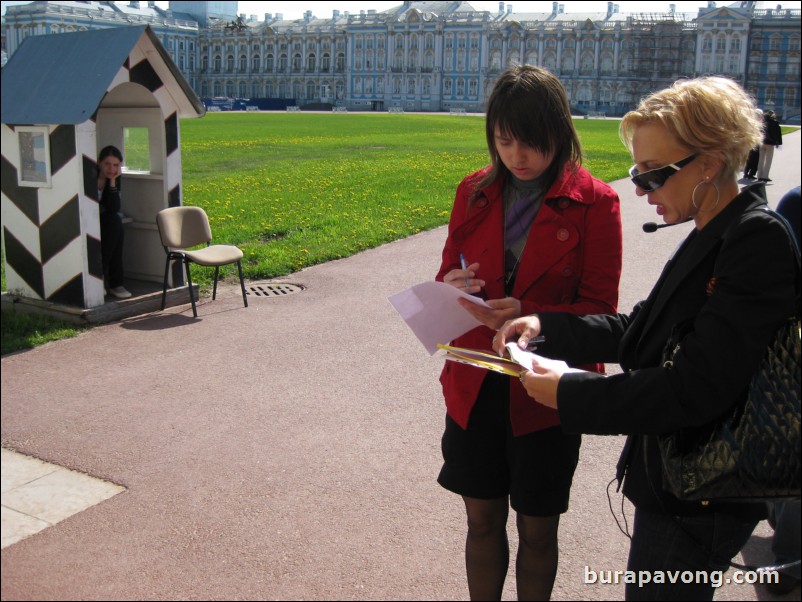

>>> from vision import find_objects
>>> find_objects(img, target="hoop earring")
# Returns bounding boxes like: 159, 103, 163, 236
692, 178, 720, 213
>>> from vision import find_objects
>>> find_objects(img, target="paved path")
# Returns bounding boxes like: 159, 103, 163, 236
2, 131, 799, 601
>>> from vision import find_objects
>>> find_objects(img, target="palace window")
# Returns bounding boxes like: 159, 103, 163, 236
769, 35, 782, 51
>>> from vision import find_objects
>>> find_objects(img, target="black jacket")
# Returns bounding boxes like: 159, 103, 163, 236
763, 115, 783, 146
537, 184, 798, 516
99, 177, 122, 216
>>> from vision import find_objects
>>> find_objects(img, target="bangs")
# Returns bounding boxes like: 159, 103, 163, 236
481, 65, 583, 182
488, 89, 555, 156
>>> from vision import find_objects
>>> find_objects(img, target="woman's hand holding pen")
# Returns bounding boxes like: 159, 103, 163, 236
444, 261, 484, 295
445, 258, 521, 329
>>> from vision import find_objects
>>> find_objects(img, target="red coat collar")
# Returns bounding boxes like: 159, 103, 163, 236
473, 164, 596, 208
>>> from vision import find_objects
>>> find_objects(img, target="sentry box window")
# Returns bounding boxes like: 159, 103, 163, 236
17, 127, 51, 188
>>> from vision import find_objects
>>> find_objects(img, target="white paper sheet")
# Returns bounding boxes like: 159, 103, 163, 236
505, 343, 585, 375
388, 281, 492, 355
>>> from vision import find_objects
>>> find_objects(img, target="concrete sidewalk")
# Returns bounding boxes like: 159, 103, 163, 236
2, 131, 800, 601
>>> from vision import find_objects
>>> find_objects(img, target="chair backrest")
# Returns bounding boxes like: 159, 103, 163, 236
156, 206, 213, 249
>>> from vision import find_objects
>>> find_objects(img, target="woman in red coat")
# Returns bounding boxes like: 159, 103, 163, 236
436, 65, 623, 600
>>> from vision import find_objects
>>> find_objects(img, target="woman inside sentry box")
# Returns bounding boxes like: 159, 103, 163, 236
488, 77, 798, 601
97, 145, 131, 300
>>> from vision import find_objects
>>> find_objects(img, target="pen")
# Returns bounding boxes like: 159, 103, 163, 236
460, 253, 470, 289
526, 335, 546, 350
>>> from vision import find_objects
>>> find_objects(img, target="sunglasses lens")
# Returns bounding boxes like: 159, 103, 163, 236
631, 175, 647, 191
630, 154, 696, 193
633, 172, 663, 192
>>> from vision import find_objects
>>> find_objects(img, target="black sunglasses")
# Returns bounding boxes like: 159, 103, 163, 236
629, 154, 697, 192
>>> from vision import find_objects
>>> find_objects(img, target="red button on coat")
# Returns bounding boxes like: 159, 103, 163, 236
556, 228, 570, 241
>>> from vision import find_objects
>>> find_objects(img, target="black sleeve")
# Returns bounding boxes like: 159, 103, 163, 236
557, 212, 797, 436
538, 309, 635, 365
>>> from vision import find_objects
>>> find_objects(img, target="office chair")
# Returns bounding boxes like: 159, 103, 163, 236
156, 206, 248, 317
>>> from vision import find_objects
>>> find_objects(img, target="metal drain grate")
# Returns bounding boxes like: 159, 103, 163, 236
246, 282, 305, 298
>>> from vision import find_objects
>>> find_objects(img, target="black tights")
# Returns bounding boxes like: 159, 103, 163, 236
463, 496, 559, 601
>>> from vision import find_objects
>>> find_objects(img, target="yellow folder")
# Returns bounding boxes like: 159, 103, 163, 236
437, 344, 528, 377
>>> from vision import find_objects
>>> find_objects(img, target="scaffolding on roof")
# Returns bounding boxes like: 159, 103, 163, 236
627, 16, 687, 90
631, 12, 687, 23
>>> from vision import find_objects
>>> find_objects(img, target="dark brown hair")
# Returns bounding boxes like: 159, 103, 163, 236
98, 145, 123, 163
471, 65, 583, 202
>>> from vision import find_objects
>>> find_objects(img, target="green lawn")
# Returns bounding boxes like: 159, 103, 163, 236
179, 113, 631, 280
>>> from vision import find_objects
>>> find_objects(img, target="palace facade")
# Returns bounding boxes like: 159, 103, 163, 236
3, 1, 800, 119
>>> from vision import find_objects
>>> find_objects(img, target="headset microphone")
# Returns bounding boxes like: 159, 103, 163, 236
642, 218, 693, 233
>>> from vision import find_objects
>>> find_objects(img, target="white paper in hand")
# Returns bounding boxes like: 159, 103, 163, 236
506, 342, 585, 375
388, 281, 491, 354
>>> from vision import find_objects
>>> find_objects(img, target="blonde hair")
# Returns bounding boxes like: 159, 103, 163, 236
619, 77, 763, 178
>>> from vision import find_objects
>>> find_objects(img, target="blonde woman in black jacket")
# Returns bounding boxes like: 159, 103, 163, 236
492, 77, 798, 601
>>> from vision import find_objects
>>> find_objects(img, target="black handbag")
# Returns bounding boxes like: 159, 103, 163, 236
657, 209, 801, 503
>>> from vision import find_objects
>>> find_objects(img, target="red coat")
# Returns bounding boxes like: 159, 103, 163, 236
436, 165, 623, 435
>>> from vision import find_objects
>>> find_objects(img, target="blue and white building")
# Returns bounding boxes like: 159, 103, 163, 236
3, 1, 800, 119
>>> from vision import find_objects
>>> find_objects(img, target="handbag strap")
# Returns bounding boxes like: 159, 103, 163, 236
765, 206, 801, 310
722, 206, 801, 318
